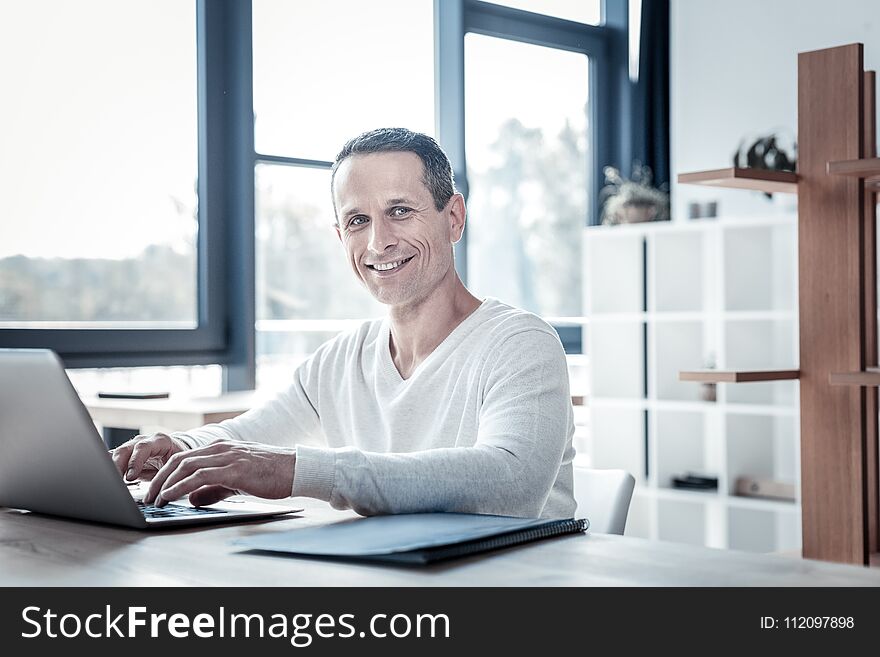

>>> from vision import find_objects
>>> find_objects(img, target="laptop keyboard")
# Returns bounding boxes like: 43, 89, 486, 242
136, 500, 227, 519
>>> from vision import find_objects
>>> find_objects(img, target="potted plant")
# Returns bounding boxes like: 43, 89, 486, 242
600, 163, 670, 225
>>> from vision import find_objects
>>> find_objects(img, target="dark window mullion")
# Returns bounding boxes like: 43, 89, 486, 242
254, 154, 333, 170
198, 0, 256, 391
465, 0, 610, 56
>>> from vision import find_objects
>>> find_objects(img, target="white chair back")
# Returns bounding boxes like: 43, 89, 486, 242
573, 467, 635, 535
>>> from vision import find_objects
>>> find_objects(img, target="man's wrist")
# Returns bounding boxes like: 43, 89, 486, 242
168, 432, 195, 452
290, 447, 297, 497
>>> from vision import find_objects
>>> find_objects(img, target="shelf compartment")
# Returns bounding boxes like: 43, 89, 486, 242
726, 414, 798, 500
589, 321, 645, 398
584, 232, 644, 314
589, 406, 646, 483
653, 322, 706, 401
656, 498, 708, 546
679, 369, 800, 383
677, 168, 798, 194
651, 231, 705, 312
728, 506, 801, 553
723, 223, 797, 312
724, 320, 799, 405
829, 368, 880, 386
654, 410, 717, 492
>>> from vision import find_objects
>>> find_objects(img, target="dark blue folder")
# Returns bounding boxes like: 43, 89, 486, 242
237, 513, 589, 564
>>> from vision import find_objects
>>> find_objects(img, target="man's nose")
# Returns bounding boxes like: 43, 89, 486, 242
368, 217, 397, 253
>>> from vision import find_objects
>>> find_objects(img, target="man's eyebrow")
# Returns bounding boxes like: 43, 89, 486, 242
339, 198, 418, 218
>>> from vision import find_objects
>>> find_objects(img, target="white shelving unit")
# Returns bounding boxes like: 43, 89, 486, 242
581, 214, 801, 553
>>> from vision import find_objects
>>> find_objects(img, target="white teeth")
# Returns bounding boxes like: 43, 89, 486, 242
372, 258, 409, 271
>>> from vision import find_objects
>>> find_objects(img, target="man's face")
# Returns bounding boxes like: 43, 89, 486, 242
333, 151, 463, 307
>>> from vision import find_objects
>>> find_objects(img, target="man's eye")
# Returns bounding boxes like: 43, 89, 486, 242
349, 216, 368, 227
391, 207, 411, 218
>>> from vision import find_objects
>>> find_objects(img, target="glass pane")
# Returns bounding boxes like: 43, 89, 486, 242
0, 0, 198, 326
482, 0, 601, 25
253, 0, 434, 160
256, 165, 385, 321
255, 164, 385, 385
465, 34, 589, 318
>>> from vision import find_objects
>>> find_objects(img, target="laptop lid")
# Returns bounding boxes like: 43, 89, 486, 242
0, 349, 150, 527
0, 349, 302, 529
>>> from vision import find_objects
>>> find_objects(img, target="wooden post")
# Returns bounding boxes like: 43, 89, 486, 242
864, 70, 879, 555
798, 44, 869, 564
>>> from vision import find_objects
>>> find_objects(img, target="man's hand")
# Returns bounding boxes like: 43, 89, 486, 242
143, 441, 296, 508
111, 432, 188, 482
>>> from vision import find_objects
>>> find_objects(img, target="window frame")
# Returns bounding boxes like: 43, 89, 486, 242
437, 0, 634, 354
0, 0, 252, 380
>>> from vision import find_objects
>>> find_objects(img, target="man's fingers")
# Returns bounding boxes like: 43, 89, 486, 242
145, 449, 186, 503
110, 443, 135, 477
144, 441, 231, 504
188, 484, 238, 507
127, 439, 166, 480
152, 452, 233, 500
156, 466, 236, 506
110, 435, 149, 477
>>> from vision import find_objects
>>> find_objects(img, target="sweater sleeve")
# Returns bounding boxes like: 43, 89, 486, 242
292, 329, 573, 518
171, 348, 327, 453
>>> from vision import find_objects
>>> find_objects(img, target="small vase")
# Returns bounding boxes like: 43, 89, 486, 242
620, 202, 658, 224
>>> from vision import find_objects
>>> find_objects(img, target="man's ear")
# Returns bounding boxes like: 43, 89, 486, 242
447, 193, 466, 244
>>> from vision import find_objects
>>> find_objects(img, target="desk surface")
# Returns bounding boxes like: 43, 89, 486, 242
2, 498, 879, 587
82, 391, 263, 415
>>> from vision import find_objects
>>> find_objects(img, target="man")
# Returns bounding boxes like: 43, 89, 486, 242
113, 128, 576, 518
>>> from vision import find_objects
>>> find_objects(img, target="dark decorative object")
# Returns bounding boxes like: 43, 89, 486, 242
732, 132, 797, 198
600, 163, 670, 225
688, 200, 719, 220
671, 473, 718, 491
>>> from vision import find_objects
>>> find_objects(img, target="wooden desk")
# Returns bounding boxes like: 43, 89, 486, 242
1, 498, 878, 587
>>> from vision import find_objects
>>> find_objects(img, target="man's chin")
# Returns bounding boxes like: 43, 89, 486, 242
367, 284, 418, 308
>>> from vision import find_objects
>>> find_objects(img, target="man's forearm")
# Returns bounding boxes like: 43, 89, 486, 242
293, 441, 564, 518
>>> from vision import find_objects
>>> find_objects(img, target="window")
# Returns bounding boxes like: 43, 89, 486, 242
1, 0, 641, 386
464, 34, 589, 320
252, 0, 434, 161
0, 0, 198, 327
0, 0, 231, 370
254, 165, 385, 388
439, 0, 621, 352
251, 0, 434, 389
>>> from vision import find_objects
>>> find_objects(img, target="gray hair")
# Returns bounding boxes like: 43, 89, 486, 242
331, 128, 457, 217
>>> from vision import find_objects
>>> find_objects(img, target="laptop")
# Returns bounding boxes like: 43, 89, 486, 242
0, 349, 302, 528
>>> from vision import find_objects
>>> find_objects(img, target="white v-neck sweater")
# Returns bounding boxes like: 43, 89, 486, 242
174, 298, 576, 518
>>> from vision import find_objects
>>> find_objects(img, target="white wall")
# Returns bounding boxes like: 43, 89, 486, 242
671, 0, 880, 221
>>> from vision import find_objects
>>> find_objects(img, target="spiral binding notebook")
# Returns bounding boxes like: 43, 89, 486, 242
236, 513, 589, 565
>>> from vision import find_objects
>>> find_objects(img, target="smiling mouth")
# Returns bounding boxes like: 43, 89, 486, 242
367, 256, 414, 272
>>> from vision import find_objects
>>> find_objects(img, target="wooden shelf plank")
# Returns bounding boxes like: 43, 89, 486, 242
829, 368, 880, 386
677, 168, 799, 194
826, 156, 880, 178
679, 369, 800, 383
